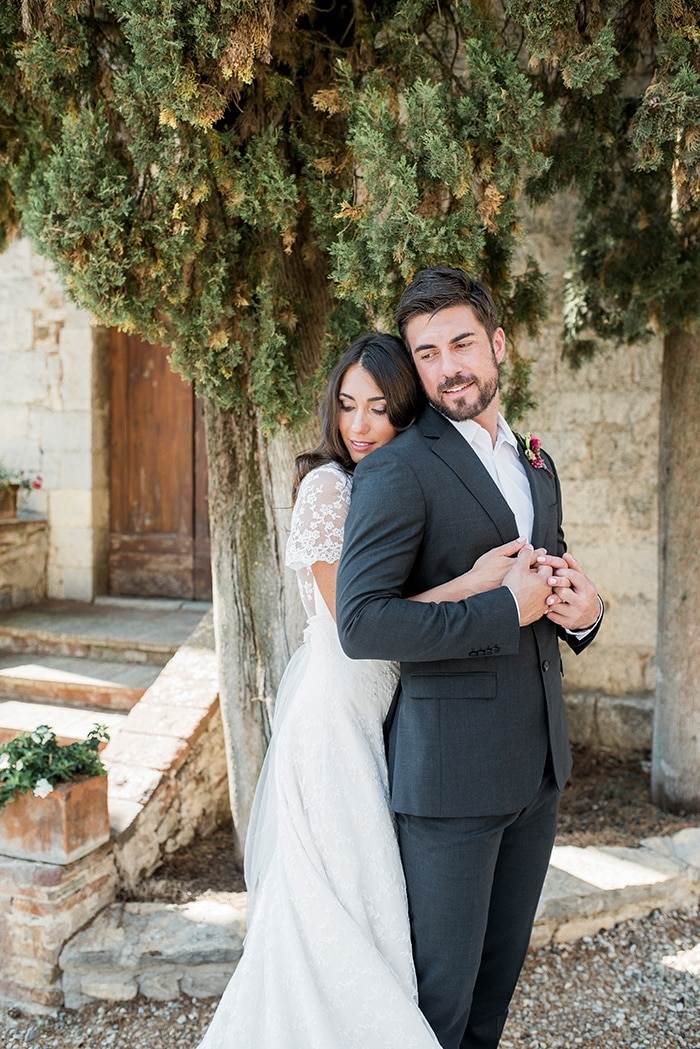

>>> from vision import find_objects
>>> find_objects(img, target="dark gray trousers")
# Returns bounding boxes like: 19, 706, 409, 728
396, 767, 560, 1049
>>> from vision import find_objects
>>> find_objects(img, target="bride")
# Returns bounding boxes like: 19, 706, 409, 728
197, 333, 528, 1048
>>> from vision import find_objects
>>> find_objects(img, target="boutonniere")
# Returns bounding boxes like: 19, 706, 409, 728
515, 432, 552, 475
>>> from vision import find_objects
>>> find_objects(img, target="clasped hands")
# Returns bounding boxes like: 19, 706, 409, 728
472, 537, 600, 630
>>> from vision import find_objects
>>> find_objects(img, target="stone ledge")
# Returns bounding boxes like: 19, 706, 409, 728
59, 829, 700, 1010
565, 691, 653, 751
533, 828, 700, 946
60, 896, 246, 1010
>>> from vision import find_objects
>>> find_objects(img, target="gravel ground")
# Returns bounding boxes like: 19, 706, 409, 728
1, 906, 697, 1048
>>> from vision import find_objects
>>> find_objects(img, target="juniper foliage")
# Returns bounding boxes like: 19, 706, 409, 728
508, 0, 700, 358
1, 1, 557, 423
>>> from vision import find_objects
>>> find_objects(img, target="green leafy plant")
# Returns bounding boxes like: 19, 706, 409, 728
0, 724, 109, 811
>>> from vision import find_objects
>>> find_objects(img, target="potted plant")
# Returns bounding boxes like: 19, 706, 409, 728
0, 461, 43, 519
0, 724, 110, 864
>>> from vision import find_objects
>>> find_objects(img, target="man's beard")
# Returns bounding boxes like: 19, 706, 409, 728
428, 366, 499, 423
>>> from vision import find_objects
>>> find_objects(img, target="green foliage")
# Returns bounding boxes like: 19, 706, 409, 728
8, 2, 697, 414
0, 725, 109, 811
1, 1, 555, 427
517, 1, 700, 355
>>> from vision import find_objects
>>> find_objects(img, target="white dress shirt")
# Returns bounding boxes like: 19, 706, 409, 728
448, 413, 533, 541
447, 411, 600, 636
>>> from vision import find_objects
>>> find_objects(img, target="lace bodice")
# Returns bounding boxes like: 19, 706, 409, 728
286, 462, 353, 618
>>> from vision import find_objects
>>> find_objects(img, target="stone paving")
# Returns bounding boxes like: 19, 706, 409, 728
59, 826, 700, 1009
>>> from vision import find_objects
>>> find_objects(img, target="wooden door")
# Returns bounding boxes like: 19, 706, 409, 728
109, 331, 211, 599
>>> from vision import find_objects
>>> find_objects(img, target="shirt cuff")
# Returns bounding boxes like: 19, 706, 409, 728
566, 595, 604, 640
504, 585, 520, 621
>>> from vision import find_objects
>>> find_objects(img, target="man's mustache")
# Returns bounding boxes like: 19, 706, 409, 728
437, 374, 478, 395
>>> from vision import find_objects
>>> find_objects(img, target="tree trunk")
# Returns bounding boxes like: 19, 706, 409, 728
203, 396, 314, 865
652, 329, 700, 812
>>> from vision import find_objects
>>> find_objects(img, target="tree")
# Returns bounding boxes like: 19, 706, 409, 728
4, 1, 695, 857
0, 1, 555, 861
508, 0, 700, 811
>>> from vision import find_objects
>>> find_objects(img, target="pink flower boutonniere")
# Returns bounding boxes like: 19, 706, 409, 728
516, 432, 550, 473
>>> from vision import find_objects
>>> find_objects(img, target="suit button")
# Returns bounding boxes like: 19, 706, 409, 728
542, 660, 550, 672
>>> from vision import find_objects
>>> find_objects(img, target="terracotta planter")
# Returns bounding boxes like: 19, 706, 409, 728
0, 484, 19, 519
0, 774, 110, 865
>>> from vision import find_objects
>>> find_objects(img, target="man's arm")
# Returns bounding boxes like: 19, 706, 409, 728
336, 451, 523, 662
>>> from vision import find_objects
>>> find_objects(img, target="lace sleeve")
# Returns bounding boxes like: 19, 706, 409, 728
286, 463, 353, 571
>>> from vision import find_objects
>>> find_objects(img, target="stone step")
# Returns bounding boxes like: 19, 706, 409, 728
0, 654, 160, 712
0, 598, 211, 667
0, 624, 176, 666
0, 697, 128, 747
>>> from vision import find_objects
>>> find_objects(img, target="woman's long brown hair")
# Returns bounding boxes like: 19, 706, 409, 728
292, 333, 422, 503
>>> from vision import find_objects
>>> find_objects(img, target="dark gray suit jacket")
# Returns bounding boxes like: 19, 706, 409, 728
336, 404, 601, 818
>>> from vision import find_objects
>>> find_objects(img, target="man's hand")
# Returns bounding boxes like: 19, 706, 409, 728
502, 544, 556, 626
541, 552, 600, 631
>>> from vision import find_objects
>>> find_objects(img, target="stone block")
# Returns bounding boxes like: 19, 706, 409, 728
57, 339, 94, 409
102, 729, 190, 774
595, 694, 653, 751
0, 519, 48, 609
39, 409, 91, 453
80, 977, 139, 1002
0, 977, 63, 1014
108, 797, 144, 837
641, 828, 700, 878
105, 762, 163, 804
49, 490, 93, 530
122, 701, 213, 744
138, 969, 182, 1000
564, 692, 597, 747
181, 968, 237, 999
114, 823, 162, 887
59, 567, 95, 601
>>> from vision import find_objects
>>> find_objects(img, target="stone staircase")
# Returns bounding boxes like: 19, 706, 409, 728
0, 597, 207, 749
0, 597, 232, 1014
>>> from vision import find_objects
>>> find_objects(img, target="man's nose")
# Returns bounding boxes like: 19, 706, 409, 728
438, 347, 458, 375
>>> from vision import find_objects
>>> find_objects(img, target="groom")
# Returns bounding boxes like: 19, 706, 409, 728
336, 266, 602, 1049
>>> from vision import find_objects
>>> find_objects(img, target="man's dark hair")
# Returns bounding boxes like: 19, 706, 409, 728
396, 266, 500, 344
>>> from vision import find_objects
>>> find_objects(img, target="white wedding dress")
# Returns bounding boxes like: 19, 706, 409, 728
198, 462, 440, 1048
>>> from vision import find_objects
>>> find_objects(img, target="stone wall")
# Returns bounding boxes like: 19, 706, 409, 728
515, 196, 660, 703
0, 844, 119, 1014
0, 518, 48, 609
0, 210, 660, 699
0, 239, 109, 601
104, 613, 230, 891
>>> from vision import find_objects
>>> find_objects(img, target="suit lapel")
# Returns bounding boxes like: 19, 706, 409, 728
516, 441, 553, 550
418, 407, 519, 543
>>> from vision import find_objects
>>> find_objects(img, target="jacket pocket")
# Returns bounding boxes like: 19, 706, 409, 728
404, 672, 497, 701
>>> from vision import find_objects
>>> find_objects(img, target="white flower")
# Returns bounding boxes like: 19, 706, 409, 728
31, 727, 54, 746
14, 759, 23, 771
0, 753, 9, 772
33, 778, 54, 799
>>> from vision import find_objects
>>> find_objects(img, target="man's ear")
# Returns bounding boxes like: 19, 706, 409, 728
493, 327, 506, 364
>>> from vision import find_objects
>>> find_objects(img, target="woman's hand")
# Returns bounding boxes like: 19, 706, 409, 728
468, 537, 529, 594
